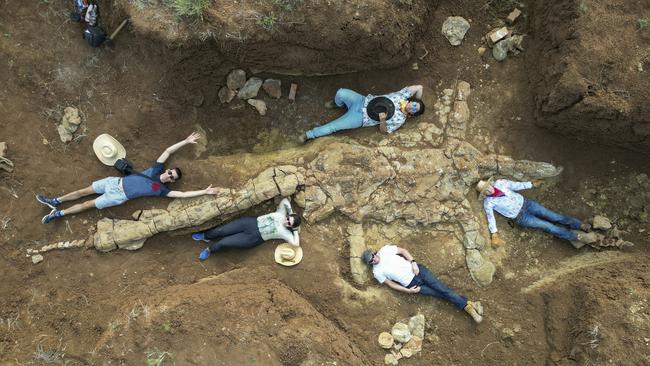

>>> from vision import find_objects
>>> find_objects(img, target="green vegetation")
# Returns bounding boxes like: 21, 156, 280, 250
146, 351, 174, 366
257, 14, 277, 30
167, 0, 209, 18
162, 321, 173, 333
639, 18, 649, 30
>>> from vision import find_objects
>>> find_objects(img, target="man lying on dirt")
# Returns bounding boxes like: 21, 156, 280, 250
301, 85, 425, 141
37, 132, 217, 224
362, 245, 484, 323
477, 178, 599, 247
191, 197, 301, 261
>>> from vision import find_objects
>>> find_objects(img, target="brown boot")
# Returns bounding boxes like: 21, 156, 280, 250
465, 301, 483, 323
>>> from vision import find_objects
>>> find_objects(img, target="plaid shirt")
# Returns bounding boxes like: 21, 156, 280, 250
483, 179, 533, 233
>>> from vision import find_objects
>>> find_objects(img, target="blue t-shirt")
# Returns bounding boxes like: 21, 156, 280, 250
122, 162, 171, 199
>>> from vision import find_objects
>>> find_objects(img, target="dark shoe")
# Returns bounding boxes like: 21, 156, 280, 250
36, 194, 60, 209
199, 248, 211, 261
192, 232, 209, 242
580, 223, 592, 232
41, 209, 61, 224
324, 100, 340, 109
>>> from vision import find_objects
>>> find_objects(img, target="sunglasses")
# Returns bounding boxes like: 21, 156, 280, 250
367, 253, 376, 264
167, 171, 176, 180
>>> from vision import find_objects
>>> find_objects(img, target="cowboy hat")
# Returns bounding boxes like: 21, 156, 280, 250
476, 176, 495, 200
274, 243, 303, 266
93, 134, 126, 166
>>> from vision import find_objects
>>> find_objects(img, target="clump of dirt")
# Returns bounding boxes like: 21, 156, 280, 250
528, 0, 650, 152
94, 268, 369, 365
116, 0, 433, 75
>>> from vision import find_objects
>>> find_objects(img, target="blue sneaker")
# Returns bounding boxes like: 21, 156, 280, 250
41, 209, 61, 224
199, 248, 211, 261
192, 232, 209, 242
36, 194, 60, 209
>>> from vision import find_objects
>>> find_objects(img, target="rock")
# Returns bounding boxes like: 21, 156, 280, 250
487, 27, 509, 45
451, 101, 470, 126
247, 99, 267, 115
61, 107, 81, 131
262, 79, 282, 99
384, 353, 399, 366
348, 224, 369, 285
288, 83, 298, 101
502, 327, 515, 339
493, 39, 510, 61
218, 86, 236, 104
238, 77, 263, 100
400, 348, 413, 358
408, 314, 425, 339
0, 142, 6, 157
456, 81, 471, 101
31, 254, 44, 264
592, 215, 612, 230
466, 249, 496, 286
226, 69, 246, 90
378, 332, 394, 349
506, 8, 522, 25
402, 336, 422, 354
391, 322, 411, 343
57, 124, 73, 143
441, 16, 470, 46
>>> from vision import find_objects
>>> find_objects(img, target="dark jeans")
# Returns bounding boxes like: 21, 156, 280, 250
406, 265, 467, 310
202, 216, 264, 253
514, 200, 582, 241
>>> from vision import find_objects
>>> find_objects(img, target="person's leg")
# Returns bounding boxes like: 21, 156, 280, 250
333, 88, 365, 109
415, 265, 467, 310
526, 200, 583, 230
305, 110, 364, 139
56, 185, 96, 203
208, 232, 265, 253
516, 208, 578, 241
201, 216, 256, 240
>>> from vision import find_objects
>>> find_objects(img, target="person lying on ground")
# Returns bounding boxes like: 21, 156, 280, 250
362, 245, 484, 323
477, 178, 595, 247
37, 132, 217, 224
192, 197, 301, 261
300, 85, 425, 141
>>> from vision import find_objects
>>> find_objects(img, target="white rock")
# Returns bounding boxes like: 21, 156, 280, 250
592, 215, 612, 230
391, 322, 411, 343
247, 99, 267, 116
31, 254, 44, 264
408, 314, 425, 339
384, 353, 399, 366
378, 332, 394, 349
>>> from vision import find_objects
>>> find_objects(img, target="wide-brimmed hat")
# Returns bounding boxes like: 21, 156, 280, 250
274, 243, 303, 266
476, 176, 495, 199
93, 134, 126, 166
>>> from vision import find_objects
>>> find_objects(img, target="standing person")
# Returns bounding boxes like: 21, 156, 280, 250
37, 132, 217, 224
477, 178, 593, 247
192, 198, 301, 261
362, 245, 484, 323
301, 85, 425, 141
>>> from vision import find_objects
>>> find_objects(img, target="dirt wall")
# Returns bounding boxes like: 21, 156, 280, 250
528, 0, 650, 153
116, 0, 434, 75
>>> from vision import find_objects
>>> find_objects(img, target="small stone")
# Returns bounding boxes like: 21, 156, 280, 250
218, 86, 236, 104
456, 81, 471, 101
493, 39, 510, 61
391, 322, 411, 343
592, 215, 612, 230
31, 254, 44, 264
262, 79, 282, 99
62, 107, 81, 127
237, 77, 263, 100
384, 353, 399, 366
402, 336, 422, 354
408, 314, 425, 339
441, 16, 471, 46
288, 83, 298, 101
502, 327, 515, 339
411, 62, 419, 70
57, 125, 73, 143
226, 69, 246, 90
478, 47, 487, 56
506, 8, 522, 24
504, 271, 515, 280
0, 142, 6, 157
487, 27, 509, 44
400, 348, 413, 358
378, 332, 394, 349
247, 99, 267, 116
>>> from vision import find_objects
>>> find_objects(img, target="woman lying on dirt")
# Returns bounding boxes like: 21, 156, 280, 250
301, 85, 425, 141
192, 198, 301, 261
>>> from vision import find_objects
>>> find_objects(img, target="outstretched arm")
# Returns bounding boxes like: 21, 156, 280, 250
406, 85, 423, 99
167, 185, 217, 198
503, 179, 533, 192
157, 132, 201, 163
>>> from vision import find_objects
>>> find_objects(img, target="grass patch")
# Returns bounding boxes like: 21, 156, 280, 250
166, 0, 209, 18
162, 321, 173, 333
257, 13, 277, 30
146, 351, 174, 366
639, 18, 649, 30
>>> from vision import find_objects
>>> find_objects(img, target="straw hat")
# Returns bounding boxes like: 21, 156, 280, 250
476, 176, 495, 199
274, 243, 303, 266
93, 134, 126, 166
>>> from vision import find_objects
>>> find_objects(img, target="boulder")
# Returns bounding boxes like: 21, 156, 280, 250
441, 16, 470, 46
237, 77, 263, 100
466, 249, 496, 286
247, 99, 267, 116
218, 86, 236, 104
226, 69, 246, 90
391, 322, 411, 343
592, 215, 612, 230
408, 314, 425, 339
262, 79, 282, 99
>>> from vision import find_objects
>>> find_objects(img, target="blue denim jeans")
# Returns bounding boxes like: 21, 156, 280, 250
202, 216, 264, 253
305, 88, 365, 139
514, 200, 582, 241
406, 265, 467, 310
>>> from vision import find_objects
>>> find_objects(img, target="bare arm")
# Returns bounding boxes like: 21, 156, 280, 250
277, 197, 293, 215
406, 85, 423, 99
384, 279, 419, 293
166, 185, 217, 198
378, 112, 389, 133
286, 230, 300, 246
396, 247, 415, 262
157, 132, 201, 163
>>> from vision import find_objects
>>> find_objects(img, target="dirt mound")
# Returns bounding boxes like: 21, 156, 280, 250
528, 0, 650, 152
117, 0, 433, 75
94, 268, 368, 365
535, 259, 650, 364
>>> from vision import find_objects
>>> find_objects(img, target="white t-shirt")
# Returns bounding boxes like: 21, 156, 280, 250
372, 245, 415, 286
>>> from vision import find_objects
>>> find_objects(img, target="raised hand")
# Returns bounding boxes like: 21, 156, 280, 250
185, 132, 201, 144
